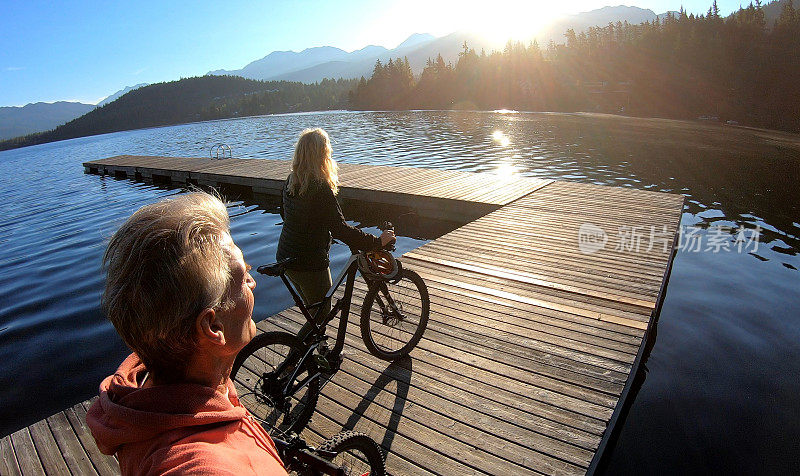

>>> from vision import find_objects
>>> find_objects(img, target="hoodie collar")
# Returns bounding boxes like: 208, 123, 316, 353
87, 353, 246, 454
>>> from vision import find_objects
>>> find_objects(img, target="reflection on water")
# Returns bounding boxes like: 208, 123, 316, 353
491, 130, 511, 147
0, 111, 799, 473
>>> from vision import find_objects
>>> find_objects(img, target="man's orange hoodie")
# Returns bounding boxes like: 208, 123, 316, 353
86, 354, 287, 475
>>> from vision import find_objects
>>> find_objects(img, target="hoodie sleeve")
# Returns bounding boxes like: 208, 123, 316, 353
147, 443, 286, 475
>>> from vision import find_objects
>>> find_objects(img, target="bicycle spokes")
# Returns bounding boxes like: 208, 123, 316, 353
374, 283, 405, 326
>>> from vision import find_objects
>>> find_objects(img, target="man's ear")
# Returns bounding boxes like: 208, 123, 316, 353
195, 308, 226, 347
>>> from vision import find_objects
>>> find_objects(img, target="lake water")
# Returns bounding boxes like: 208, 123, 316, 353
1, 111, 798, 474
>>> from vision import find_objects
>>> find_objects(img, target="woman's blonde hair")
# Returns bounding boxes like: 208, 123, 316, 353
101, 191, 234, 382
288, 128, 339, 196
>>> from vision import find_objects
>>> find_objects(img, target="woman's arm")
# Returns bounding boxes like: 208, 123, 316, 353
321, 186, 382, 251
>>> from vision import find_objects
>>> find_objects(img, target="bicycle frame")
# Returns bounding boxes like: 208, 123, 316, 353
273, 436, 344, 476
268, 248, 401, 399
280, 253, 360, 346
272, 252, 363, 395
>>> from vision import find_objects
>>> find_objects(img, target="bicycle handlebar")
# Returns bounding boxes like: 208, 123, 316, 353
379, 221, 396, 251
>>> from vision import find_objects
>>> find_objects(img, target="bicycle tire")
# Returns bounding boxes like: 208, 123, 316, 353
317, 431, 386, 476
360, 268, 429, 361
231, 331, 319, 438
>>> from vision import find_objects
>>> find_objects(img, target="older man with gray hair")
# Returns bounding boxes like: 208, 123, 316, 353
87, 192, 287, 475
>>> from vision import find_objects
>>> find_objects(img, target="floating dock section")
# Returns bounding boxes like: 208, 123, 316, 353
1, 155, 684, 475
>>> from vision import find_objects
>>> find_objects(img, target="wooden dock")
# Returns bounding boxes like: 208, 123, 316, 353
2, 156, 684, 475
82, 155, 551, 221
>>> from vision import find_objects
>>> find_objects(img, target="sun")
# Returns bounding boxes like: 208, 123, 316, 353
367, 1, 565, 53
474, 1, 563, 47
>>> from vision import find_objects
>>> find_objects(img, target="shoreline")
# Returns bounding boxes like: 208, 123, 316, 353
3, 109, 800, 155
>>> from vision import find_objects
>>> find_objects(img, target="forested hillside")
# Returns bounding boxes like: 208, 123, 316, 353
1, 76, 356, 151
351, 1, 800, 132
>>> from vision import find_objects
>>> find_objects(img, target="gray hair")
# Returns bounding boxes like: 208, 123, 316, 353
101, 191, 233, 382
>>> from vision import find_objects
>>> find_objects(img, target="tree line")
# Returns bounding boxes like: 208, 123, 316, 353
350, 1, 800, 132
0, 76, 357, 151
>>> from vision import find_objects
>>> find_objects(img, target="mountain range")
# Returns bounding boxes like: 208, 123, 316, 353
0, 5, 678, 141
0, 84, 149, 141
0, 102, 96, 141
208, 6, 674, 84
8, 2, 796, 144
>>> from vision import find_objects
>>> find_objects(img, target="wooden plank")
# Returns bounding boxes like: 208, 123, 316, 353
250, 352, 582, 475
84, 156, 545, 206
256, 313, 603, 473
348, 281, 635, 373
325, 343, 605, 451
46, 411, 99, 476
0, 434, 22, 476
425, 231, 668, 281
414, 241, 665, 294
417, 281, 642, 354
404, 258, 651, 328
235, 358, 489, 475
406, 251, 658, 308
403, 250, 663, 312
400, 264, 645, 342
300, 409, 432, 476
440, 222, 675, 270
28, 419, 70, 475
316, 293, 628, 400
65, 403, 120, 476
315, 365, 589, 473
271, 309, 617, 422
9, 428, 45, 476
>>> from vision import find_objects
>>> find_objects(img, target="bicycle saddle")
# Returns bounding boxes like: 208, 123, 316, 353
257, 257, 296, 276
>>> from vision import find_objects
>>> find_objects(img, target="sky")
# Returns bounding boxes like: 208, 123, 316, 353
0, 0, 747, 107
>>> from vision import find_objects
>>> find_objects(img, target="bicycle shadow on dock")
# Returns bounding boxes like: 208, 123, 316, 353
330, 355, 413, 452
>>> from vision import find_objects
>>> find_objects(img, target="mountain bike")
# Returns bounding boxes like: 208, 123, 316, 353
275, 430, 385, 476
231, 222, 430, 438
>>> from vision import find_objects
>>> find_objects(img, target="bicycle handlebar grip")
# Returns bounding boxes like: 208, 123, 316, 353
382, 238, 397, 251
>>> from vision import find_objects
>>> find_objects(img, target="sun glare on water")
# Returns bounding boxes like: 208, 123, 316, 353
494, 162, 519, 178
492, 130, 511, 147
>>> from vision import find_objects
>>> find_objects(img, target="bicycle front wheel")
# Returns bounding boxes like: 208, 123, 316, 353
360, 269, 430, 361
318, 431, 386, 476
231, 331, 319, 438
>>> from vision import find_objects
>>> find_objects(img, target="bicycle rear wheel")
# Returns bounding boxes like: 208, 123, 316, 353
360, 268, 429, 361
231, 331, 319, 438
318, 431, 385, 476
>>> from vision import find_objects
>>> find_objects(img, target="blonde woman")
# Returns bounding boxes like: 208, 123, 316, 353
276, 128, 394, 337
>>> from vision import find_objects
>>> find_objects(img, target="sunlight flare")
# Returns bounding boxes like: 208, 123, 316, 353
492, 130, 510, 147
494, 162, 519, 178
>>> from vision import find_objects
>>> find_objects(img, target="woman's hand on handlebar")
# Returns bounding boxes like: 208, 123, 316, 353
380, 229, 396, 248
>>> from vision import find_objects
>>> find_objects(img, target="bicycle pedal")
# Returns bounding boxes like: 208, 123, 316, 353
313, 354, 332, 372
314, 353, 342, 374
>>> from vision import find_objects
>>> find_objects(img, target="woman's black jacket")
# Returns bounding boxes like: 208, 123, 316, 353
276, 178, 381, 271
